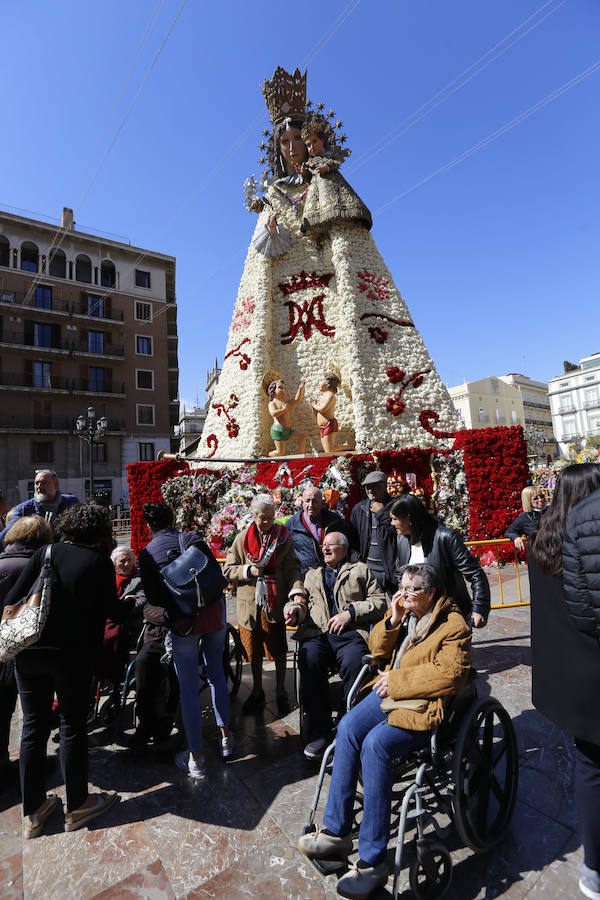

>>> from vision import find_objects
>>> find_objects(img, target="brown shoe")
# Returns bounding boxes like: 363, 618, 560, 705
23, 794, 60, 839
64, 791, 119, 832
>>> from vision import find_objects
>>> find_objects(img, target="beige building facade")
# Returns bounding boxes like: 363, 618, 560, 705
448, 376, 525, 431
0, 206, 178, 506
498, 373, 556, 458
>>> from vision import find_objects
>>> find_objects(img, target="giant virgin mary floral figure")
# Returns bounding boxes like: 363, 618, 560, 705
197, 67, 460, 460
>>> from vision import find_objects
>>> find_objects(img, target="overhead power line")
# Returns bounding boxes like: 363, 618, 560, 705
348, 0, 569, 174
374, 57, 600, 218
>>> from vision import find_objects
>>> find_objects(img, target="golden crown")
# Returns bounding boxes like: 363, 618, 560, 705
261, 66, 307, 126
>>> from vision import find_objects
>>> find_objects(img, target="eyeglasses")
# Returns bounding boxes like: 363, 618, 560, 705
399, 585, 424, 596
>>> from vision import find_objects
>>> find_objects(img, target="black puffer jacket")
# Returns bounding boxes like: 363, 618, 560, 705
395, 521, 490, 623
563, 487, 600, 638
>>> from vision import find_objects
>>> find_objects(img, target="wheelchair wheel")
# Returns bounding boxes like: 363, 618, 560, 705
224, 624, 243, 697
409, 841, 452, 900
452, 696, 518, 852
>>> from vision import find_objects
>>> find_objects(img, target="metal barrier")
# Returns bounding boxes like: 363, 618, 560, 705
112, 517, 131, 536
465, 538, 529, 610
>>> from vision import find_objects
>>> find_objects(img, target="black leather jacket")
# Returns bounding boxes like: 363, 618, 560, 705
395, 520, 490, 623
563, 487, 600, 639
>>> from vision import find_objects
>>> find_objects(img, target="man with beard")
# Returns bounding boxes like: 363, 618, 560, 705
0, 470, 79, 543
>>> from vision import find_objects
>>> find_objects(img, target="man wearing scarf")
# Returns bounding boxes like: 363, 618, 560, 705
0, 470, 79, 543
284, 531, 387, 758
286, 484, 347, 576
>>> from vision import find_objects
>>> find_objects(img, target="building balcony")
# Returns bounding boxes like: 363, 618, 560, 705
0, 372, 125, 395
523, 400, 551, 410
561, 432, 581, 442
477, 416, 490, 424
583, 399, 600, 410
558, 404, 576, 414
0, 332, 124, 358
0, 290, 123, 322
0, 415, 126, 433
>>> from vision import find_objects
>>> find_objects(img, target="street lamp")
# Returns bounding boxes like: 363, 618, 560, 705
75, 407, 108, 500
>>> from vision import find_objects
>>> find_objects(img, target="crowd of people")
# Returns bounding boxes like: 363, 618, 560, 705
1, 463, 599, 900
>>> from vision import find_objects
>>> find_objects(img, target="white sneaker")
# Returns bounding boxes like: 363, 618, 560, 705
580, 863, 600, 900
221, 735, 235, 759
175, 750, 206, 779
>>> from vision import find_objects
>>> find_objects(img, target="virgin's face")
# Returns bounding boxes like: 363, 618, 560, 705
279, 127, 307, 173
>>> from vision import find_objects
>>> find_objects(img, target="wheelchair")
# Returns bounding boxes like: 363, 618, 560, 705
302, 658, 519, 900
88, 621, 244, 732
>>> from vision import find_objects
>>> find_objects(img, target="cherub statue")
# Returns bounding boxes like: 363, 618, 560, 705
310, 372, 340, 454
267, 378, 307, 458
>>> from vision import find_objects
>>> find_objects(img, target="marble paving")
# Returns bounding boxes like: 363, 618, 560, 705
0, 568, 583, 899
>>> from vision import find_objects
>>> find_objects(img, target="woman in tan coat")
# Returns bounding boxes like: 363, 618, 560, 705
224, 493, 303, 716
298, 562, 471, 900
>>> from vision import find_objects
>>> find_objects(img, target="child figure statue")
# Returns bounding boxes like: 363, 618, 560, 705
300, 116, 372, 235
310, 372, 340, 454
267, 379, 307, 458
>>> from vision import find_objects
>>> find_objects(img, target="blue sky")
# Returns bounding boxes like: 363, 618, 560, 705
1, 0, 598, 406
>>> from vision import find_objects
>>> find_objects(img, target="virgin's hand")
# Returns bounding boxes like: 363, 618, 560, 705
373, 669, 389, 697
267, 212, 279, 235
316, 164, 327, 174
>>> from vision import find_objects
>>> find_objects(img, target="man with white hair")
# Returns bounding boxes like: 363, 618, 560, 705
284, 531, 387, 758
286, 483, 346, 576
0, 470, 79, 543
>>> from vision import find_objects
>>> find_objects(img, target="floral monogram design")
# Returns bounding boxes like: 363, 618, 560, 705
212, 393, 240, 439
224, 337, 251, 371
278, 270, 333, 296
231, 296, 255, 332
281, 294, 336, 344
385, 367, 430, 418
357, 270, 390, 303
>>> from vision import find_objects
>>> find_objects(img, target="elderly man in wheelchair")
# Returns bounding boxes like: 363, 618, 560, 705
298, 562, 471, 899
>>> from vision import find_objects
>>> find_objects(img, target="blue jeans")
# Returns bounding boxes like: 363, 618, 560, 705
171, 612, 229, 754
323, 689, 429, 865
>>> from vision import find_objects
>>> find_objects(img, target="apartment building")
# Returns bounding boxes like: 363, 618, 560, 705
177, 359, 221, 454
448, 376, 525, 430
0, 206, 179, 505
548, 352, 600, 456
499, 373, 556, 458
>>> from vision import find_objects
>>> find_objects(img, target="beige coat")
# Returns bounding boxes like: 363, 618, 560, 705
284, 561, 387, 644
368, 594, 471, 731
223, 527, 303, 631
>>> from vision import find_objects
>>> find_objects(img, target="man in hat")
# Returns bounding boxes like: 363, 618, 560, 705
350, 471, 397, 597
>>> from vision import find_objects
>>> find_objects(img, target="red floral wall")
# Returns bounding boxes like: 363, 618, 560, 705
126, 426, 528, 554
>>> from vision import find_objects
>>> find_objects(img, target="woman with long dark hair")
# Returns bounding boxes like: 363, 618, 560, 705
528, 462, 600, 900
4, 503, 121, 838
389, 494, 490, 628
